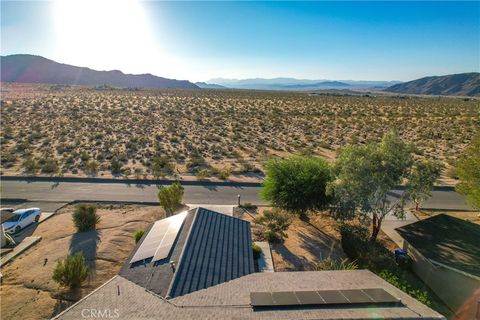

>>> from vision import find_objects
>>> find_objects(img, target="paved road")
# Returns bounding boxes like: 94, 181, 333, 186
0, 180, 473, 210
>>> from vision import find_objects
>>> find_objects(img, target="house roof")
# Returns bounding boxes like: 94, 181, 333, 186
119, 207, 254, 298
53, 271, 444, 320
395, 214, 480, 277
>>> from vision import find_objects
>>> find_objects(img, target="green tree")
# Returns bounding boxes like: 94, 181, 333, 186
329, 131, 440, 241
52, 251, 89, 289
406, 161, 443, 210
254, 209, 292, 242
260, 156, 332, 216
72, 204, 100, 232
157, 181, 184, 216
456, 133, 480, 209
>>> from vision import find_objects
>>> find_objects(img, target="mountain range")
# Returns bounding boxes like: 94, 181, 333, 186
205, 77, 402, 91
0, 54, 198, 89
1, 54, 478, 96
384, 73, 480, 97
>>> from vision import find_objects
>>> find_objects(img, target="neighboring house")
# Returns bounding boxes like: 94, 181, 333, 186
53, 207, 444, 320
396, 214, 480, 319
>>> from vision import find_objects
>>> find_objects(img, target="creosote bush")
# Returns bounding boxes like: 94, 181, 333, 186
52, 251, 89, 289
254, 209, 292, 242
72, 204, 100, 232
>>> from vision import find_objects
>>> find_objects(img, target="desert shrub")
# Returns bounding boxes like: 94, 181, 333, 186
133, 230, 145, 243
219, 167, 232, 180
252, 243, 263, 260
52, 252, 89, 289
195, 169, 210, 180
84, 160, 99, 174
379, 270, 431, 306
111, 158, 122, 174
2, 151, 16, 168
72, 204, 100, 232
254, 209, 292, 242
22, 157, 38, 173
150, 156, 174, 178
316, 258, 358, 271
41, 157, 59, 174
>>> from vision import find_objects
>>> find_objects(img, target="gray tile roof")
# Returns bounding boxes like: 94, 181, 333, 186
168, 207, 254, 297
119, 207, 254, 298
53, 271, 445, 320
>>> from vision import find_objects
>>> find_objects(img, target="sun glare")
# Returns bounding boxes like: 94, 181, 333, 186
53, 0, 161, 74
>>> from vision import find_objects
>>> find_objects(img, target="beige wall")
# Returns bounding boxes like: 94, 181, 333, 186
404, 241, 480, 319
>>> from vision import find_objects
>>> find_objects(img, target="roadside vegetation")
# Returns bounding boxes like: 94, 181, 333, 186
157, 181, 184, 216
72, 204, 100, 232
455, 132, 480, 209
256, 131, 448, 313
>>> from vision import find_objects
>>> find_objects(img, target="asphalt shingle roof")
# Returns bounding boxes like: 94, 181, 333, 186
395, 214, 480, 277
53, 271, 445, 320
119, 207, 254, 298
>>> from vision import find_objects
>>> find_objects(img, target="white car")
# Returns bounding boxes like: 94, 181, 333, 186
2, 208, 41, 234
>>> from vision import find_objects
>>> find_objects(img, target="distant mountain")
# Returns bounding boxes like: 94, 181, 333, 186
195, 82, 227, 89
207, 77, 401, 90
1, 54, 199, 89
280, 81, 351, 90
384, 73, 480, 97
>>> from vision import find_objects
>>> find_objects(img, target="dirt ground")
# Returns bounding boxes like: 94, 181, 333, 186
0, 204, 164, 320
243, 208, 346, 271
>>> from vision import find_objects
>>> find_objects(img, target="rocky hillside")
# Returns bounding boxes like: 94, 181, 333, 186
385, 73, 480, 96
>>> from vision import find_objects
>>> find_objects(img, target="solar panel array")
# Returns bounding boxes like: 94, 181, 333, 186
130, 211, 188, 264
250, 288, 400, 307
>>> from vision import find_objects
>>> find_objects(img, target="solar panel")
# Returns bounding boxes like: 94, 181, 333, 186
272, 292, 299, 306
295, 291, 325, 305
152, 211, 188, 262
130, 211, 187, 264
362, 288, 399, 304
250, 289, 401, 308
317, 290, 349, 304
340, 289, 373, 303
250, 292, 275, 307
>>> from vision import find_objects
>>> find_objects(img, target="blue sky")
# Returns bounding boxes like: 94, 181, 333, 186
1, 1, 479, 81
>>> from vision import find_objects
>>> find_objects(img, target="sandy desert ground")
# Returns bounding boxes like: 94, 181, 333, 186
0, 204, 163, 320
1, 84, 478, 183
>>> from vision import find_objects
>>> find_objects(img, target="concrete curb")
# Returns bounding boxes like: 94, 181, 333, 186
0, 175, 459, 191
0, 175, 263, 187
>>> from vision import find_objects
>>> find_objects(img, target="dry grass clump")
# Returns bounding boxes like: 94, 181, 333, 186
1, 84, 478, 181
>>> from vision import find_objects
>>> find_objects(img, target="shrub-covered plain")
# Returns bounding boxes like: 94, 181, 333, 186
1, 85, 478, 179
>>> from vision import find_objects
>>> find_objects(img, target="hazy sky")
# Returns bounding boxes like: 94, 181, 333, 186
1, 1, 479, 82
